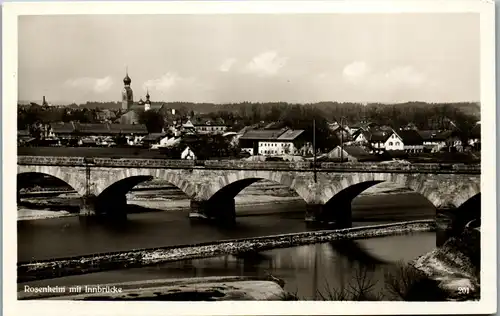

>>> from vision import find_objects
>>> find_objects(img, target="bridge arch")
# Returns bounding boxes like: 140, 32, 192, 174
320, 173, 481, 209
17, 165, 87, 197
92, 169, 200, 217
317, 173, 480, 225
94, 168, 199, 199
201, 170, 311, 204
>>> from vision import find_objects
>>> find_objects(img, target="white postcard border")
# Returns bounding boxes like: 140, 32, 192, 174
2, 1, 496, 315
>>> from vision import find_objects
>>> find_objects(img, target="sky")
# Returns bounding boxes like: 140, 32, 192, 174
18, 13, 480, 105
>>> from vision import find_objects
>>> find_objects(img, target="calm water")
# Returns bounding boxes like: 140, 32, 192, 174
18, 233, 436, 299
18, 192, 437, 299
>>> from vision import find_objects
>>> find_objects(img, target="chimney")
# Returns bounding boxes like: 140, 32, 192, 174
42, 96, 46, 105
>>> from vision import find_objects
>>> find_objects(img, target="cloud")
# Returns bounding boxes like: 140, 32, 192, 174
243, 51, 288, 77
142, 72, 188, 91
342, 61, 370, 84
64, 76, 113, 93
383, 66, 426, 86
342, 62, 428, 89
219, 58, 237, 72
142, 72, 212, 102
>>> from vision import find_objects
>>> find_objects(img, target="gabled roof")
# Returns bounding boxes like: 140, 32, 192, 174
76, 123, 110, 134
417, 130, 440, 141
277, 129, 305, 141
395, 130, 423, 145
370, 131, 392, 142
353, 130, 371, 140
109, 124, 148, 134
343, 145, 373, 157
143, 133, 168, 141
51, 122, 76, 133
191, 117, 227, 126
437, 130, 460, 140
239, 129, 287, 140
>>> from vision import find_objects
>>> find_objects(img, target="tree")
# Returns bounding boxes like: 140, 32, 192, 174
138, 110, 165, 133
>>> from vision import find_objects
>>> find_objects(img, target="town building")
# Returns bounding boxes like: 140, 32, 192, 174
325, 145, 377, 162
352, 128, 424, 154
396, 129, 424, 153
182, 118, 228, 135
96, 109, 117, 122
239, 128, 308, 156
119, 70, 163, 125
181, 146, 198, 160
328, 123, 352, 143
48, 122, 147, 146
468, 122, 481, 150
418, 129, 466, 153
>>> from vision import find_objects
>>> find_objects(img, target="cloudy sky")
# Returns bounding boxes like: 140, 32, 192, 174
18, 13, 479, 104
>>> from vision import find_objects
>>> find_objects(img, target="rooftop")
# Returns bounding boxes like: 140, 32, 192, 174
277, 129, 305, 141
395, 130, 423, 145
239, 129, 287, 140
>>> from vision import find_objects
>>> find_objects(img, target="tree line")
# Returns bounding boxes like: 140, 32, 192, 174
18, 101, 480, 150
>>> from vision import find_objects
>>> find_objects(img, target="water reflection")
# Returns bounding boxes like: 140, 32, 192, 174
19, 232, 436, 301
106, 233, 435, 300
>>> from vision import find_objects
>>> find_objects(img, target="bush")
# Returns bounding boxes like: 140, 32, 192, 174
384, 261, 448, 301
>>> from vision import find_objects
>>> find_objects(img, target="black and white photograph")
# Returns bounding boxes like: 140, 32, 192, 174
3, 0, 496, 315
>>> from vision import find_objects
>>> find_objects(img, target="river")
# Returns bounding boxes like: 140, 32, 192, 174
18, 188, 437, 299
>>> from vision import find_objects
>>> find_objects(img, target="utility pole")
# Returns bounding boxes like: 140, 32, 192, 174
313, 119, 317, 183
340, 117, 344, 163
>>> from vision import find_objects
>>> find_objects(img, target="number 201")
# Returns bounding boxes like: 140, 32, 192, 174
458, 287, 470, 294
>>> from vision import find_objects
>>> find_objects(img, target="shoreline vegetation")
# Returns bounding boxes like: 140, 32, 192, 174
18, 220, 435, 284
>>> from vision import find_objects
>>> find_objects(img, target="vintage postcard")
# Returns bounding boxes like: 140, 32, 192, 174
3, 0, 496, 315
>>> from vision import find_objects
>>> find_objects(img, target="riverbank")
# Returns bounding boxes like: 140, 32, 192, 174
412, 226, 480, 301
18, 181, 416, 221
18, 220, 434, 283
19, 275, 289, 300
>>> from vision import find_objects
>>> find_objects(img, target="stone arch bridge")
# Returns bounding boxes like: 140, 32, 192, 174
17, 156, 481, 228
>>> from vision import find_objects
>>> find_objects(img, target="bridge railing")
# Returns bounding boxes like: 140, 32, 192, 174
17, 156, 481, 174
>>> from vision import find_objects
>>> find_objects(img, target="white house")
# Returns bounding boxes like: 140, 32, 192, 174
368, 131, 392, 154
257, 130, 306, 156
181, 146, 197, 160
383, 132, 404, 151
352, 130, 371, 144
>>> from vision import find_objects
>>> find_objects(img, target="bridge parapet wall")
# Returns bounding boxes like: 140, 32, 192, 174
91, 158, 196, 169
18, 156, 86, 166
17, 156, 481, 174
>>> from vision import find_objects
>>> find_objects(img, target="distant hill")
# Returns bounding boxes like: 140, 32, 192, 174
18, 100, 481, 119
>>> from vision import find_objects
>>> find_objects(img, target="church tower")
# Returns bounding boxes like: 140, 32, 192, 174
144, 89, 151, 111
121, 68, 134, 111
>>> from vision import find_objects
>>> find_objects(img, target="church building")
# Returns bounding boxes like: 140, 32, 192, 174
121, 70, 134, 111
119, 70, 160, 125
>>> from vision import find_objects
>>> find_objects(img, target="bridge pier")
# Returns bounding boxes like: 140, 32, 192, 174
436, 206, 480, 247
80, 195, 97, 216
189, 199, 236, 225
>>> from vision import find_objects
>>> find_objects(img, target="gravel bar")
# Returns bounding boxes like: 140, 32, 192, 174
18, 220, 435, 283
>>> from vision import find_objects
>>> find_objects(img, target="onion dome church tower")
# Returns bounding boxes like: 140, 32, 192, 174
144, 89, 151, 111
121, 67, 134, 111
